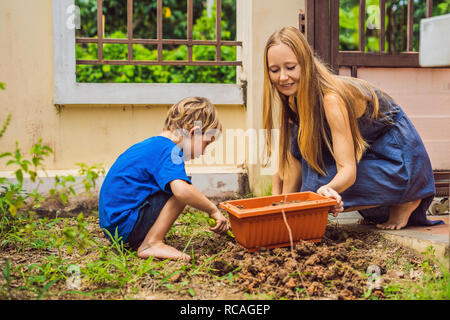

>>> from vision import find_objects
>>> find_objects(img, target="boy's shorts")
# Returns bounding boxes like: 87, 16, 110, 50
126, 191, 172, 250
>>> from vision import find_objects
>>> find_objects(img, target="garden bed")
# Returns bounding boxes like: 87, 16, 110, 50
1, 200, 447, 300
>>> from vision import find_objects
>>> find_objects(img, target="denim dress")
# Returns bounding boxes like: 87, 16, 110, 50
290, 90, 443, 226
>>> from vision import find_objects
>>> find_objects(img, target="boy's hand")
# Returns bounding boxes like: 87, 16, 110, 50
208, 211, 228, 234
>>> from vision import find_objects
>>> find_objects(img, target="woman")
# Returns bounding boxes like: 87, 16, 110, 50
263, 26, 443, 230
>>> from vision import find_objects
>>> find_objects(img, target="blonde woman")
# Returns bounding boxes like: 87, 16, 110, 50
99, 97, 228, 261
263, 26, 443, 230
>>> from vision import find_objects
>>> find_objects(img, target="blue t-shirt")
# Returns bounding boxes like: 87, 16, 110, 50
99, 136, 191, 242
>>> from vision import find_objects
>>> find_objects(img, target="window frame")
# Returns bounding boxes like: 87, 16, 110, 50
52, 0, 244, 105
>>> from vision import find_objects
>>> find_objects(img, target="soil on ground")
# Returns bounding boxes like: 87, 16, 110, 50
1, 197, 429, 300
167, 223, 424, 300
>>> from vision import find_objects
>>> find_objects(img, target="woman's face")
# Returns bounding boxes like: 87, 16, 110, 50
267, 43, 300, 97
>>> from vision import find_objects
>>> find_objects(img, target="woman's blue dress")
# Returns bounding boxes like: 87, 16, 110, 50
290, 89, 443, 226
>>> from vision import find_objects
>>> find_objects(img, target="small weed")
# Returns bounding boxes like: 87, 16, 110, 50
49, 163, 106, 205
58, 213, 96, 256
0, 139, 54, 216
1, 259, 12, 299
76, 163, 105, 195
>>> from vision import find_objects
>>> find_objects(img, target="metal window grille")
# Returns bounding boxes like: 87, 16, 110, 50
76, 0, 242, 67
334, 0, 436, 74
303, 0, 440, 76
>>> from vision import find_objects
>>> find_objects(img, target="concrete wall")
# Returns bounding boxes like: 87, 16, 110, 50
0, 0, 247, 196
0, 0, 57, 165
238, 0, 306, 195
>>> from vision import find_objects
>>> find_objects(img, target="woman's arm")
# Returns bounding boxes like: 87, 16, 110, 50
274, 152, 302, 194
273, 139, 303, 195
282, 152, 302, 194
272, 171, 283, 195
322, 93, 357, 193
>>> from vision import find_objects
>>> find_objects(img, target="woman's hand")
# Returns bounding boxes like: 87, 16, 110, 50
317, 185, 344, 217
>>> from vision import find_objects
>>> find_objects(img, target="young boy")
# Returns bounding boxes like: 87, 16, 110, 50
99, 97, 228, 262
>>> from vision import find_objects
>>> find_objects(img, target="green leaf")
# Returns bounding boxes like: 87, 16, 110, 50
29, 170, 37, 183
15, 169, 23, 185
8, 204, 17, 216
59, 193, 68, 204
188, 288, 196, 297
2, 259, 10, 283
37, 280, 57, 300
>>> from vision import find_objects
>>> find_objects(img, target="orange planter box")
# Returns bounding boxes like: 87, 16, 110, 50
219, 192, 337, 252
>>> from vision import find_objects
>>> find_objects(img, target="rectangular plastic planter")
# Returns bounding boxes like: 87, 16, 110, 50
219, 192, 337, 252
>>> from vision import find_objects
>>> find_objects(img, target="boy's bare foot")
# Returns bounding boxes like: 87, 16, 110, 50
137, 242, 191, 262
376, 200, 421, 230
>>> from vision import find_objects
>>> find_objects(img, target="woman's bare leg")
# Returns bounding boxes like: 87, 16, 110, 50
376, 199, 421, 230
137, 196, 191, 261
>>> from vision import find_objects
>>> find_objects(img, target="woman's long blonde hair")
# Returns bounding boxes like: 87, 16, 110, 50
263, 26, 385, 177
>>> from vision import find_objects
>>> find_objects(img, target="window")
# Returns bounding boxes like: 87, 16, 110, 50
337, 0, 450, 53
53, 0, 244, 104
303, 0, 450, 75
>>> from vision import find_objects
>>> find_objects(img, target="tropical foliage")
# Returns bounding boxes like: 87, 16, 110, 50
339, 0, 450, 52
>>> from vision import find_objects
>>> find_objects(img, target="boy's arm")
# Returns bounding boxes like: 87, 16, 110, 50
169, 179, 228, 234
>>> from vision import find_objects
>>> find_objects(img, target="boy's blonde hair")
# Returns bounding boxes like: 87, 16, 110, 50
163, 97, 222, 135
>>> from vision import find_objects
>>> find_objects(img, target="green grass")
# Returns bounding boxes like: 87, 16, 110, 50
0, 209, 237, 300
1, 207, 449, 300
383, 247, 450, 300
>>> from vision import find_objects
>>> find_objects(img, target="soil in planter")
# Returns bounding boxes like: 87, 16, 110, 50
234, 200, 304, 210
269, 199, 303, 207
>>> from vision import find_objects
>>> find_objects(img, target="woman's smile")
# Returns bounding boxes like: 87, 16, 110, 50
267, 43, 301, 96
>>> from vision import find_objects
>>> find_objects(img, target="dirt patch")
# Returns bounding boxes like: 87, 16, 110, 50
21, 193, 99, 218
165, 223, 425, 300
0, 212, 428, 300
